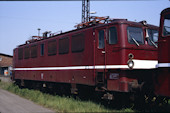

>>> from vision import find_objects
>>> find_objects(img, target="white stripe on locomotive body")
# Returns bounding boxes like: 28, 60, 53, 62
156, 63, 170, 68
133, 59, 158, 69
13, 59, 158, 71
13, 65, 128, 71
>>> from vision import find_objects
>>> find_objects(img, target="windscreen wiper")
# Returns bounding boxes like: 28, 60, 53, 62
132, 38, 140, 46
149, 38, 158, 48
129, 34, 140, 46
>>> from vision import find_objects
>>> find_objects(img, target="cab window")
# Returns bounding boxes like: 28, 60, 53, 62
109, 27, 118, 44
127, 27, 144, 45
163, 14, 170, 36
98, 30, 105, 49
148, 29, 158, 46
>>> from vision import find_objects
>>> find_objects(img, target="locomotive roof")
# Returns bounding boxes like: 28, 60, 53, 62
161, 7, 170, 15
17, 19, 158, 48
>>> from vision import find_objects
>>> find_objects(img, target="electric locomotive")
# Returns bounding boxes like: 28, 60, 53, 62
12, 17, 158, 101
155, 8, 170, 98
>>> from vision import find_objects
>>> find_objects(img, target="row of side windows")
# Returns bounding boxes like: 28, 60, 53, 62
18, 33, 85, 60
18, 45, 38, 60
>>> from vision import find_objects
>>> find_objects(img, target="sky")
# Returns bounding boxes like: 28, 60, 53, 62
0, 0, 169, 56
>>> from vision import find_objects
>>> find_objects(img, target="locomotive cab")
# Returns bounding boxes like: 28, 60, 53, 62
158, 9, 170, 64
94, 20, 158, 95
155, 8, 170, 98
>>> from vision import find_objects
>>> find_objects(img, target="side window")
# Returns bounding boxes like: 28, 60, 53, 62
152, 30, 158, 42
98, 30, 105, 49
148, 29, 158, 46
109, 27, 118, 44
48, 40, 57, 56
24, 46, 30, 59
59, 37, 69, 54
71, 33, 85, 53
18, 48, 23, 60
127, 27, 144, 45
40, 44, 44, 56
163, 14, 170, 36
31, 45, 37, 58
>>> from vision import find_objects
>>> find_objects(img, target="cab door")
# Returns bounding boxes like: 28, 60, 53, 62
95, 27, 107, 84
158, 13, 170, 63
105, 26, 119, 65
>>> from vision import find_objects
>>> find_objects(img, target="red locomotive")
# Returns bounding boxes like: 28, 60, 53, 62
155, 8, 170, 98
12, 17, 158, 101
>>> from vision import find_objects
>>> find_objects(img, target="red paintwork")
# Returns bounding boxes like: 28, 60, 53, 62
158, 8, 170, 63
13, 19, 158, 93
155, 68, 170, 97
154, 8, 170, 97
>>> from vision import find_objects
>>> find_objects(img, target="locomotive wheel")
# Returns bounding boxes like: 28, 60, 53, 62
156, 97, 169, 106
103, 92, 134, 109
14, 79, 23, 88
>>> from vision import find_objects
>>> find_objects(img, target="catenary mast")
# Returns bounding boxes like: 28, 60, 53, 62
82, 0, 90, 23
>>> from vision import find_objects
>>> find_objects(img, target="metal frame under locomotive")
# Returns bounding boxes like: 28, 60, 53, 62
13, 19, 158, 99
154, 8, 170, 98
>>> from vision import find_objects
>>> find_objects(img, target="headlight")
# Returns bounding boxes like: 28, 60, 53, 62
128, 53, 134, 59
127, 60, 134, 69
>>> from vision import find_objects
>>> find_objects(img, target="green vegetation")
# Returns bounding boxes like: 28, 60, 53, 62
0, 82, 134, 112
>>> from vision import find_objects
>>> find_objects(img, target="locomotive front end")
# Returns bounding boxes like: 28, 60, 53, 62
95, 20, 159, 101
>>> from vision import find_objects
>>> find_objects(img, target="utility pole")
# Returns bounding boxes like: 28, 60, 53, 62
82, 0, 90, 23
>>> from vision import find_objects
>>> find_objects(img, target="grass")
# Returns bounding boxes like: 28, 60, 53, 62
0, 81, 134, 112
